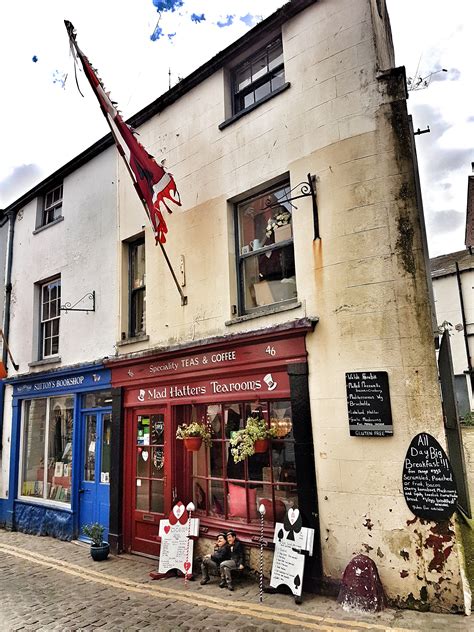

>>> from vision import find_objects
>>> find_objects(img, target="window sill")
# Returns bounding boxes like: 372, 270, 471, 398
33, 216, 64, 234
29, 356, 61, 368
219, 82, 291, 131
116, 334, 150, 347
225, 300, 301, 326
16, 496, 72, 512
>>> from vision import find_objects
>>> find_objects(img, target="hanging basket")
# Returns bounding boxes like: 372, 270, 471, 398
253, 439, 269, 453
184, 437, 203, 452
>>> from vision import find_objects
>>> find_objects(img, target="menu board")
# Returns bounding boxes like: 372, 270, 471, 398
158, 502, 199, 574
345, 372, 393, 436
270, 508, 314, 599
402, 432, 458, 521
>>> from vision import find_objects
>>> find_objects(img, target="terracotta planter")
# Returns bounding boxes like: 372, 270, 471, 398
184, 437, 202, 451
254, 439, 269, 453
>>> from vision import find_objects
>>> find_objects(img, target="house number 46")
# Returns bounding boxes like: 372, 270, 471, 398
265, 345, 276, 356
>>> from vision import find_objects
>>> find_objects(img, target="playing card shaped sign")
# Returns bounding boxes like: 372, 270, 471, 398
270, 507, 314, 598
158, 501, 199, 574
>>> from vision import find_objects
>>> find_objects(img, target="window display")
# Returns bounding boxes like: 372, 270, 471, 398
191, 400, 297, 526
21, 396, 73, 504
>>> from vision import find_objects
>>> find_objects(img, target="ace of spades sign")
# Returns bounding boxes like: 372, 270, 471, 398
269, 507, 314, 598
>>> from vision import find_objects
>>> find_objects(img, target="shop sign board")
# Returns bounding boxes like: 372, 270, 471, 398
345, 371, 393, 436
125, 370, 289, 405
402, 432, 458, 521
13, 368, 110, 397
113, 337, 307, 385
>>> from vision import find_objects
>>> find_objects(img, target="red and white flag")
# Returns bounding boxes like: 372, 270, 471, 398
65, 20, 180, 244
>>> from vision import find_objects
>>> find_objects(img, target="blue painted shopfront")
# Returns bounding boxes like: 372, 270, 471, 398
2, 364, 111, 541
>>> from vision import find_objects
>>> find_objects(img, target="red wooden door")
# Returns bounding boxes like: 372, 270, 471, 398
128, 408, 171, 555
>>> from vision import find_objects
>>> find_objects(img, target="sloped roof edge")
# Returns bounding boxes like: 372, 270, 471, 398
1, 0, 317, 218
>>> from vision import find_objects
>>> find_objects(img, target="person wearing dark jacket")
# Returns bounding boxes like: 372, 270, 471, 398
219, 531, 245, 591
200, 533, 230, 585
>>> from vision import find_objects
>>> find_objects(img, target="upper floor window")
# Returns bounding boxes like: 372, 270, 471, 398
41, 277, 61, 358
233, 38, 284, 114
129, 237, 146, 337
236, 182, 297, 314
43, 184, 63, 226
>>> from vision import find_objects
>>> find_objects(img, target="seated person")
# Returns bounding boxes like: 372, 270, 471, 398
200, 533, 229, 585
219, 531, 245, 592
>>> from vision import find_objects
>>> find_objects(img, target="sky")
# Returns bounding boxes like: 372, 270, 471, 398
0, 0, 472, 258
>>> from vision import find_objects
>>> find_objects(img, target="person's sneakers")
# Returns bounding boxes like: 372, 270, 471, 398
227, 583, 234, 591
200, 578, 210, 585
219, 580, 227, 588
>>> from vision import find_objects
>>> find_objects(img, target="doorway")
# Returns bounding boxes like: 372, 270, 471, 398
78, 410, 112, 540
127, 409, 171, 555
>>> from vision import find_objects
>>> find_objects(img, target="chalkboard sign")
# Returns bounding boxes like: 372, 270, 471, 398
402, 433, 458, 521
345, 372, 393, 436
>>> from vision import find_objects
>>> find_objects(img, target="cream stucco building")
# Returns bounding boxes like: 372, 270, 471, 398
0, 0, 470, 614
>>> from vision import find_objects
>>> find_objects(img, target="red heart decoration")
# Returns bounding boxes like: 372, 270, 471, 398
184, 561, 191, 571
164, 525, 170, 534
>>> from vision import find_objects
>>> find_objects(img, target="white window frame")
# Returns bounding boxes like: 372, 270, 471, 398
41, 277, 61, 359
17, 398, 73, 509
43, 183, 63, 226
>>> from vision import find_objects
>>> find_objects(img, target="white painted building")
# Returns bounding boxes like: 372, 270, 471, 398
0, 140, 119, 541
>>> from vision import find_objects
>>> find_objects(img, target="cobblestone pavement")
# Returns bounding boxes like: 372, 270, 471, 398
0, 531, 473, 631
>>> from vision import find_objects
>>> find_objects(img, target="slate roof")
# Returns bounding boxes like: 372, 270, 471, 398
430, 248, 474, 278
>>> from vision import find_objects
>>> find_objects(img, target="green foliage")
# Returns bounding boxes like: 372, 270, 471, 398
462, 411, 474, 426
176, 422, 212, 446
230, 416, 277, 463
82, 522, 105, 547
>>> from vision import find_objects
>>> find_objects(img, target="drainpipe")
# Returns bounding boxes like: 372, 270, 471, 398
455, 262, 474, 400
0, 208, 16, 450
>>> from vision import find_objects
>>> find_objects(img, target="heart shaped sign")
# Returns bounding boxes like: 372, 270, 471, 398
184, 561, 191, 571
164, 525, 170, 534
173, 503, 185, 520
288, 508, 300, 525
142, 451, 149, 462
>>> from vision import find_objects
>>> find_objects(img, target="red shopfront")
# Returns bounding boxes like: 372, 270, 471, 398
108, 321, 321, 583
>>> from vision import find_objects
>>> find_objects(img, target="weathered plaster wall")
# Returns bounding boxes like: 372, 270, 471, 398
115, 0, 468, 611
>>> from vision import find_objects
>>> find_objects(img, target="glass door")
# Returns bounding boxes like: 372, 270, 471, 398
131, 411, 168, 555
78, 411, 111, 540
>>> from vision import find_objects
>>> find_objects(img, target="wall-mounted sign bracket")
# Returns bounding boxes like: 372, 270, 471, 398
264, 173, 319, 240
60, 291, 96, 313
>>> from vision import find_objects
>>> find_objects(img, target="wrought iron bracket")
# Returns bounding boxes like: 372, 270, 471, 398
60, 290, 96, 313
264, 173, 319, 240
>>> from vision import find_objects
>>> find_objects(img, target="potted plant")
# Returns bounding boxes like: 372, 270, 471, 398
176, 421, 212, 451
82, 522, 110, 561
230, 416, 277, 463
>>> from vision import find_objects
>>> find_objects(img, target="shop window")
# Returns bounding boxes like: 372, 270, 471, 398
236, 183, 297, 314
129, 237, 146, 337
232, 38, 284, 115
191, 400, 297, 526
42, 183, 63, 227
20, 396, 73, 505
40, 277, 61, 358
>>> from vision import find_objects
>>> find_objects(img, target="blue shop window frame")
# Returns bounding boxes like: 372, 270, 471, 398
2, 365, 111, 539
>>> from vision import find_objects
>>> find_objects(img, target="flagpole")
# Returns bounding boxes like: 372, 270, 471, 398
116, 147, 188, 306
65, 20, 187, 307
